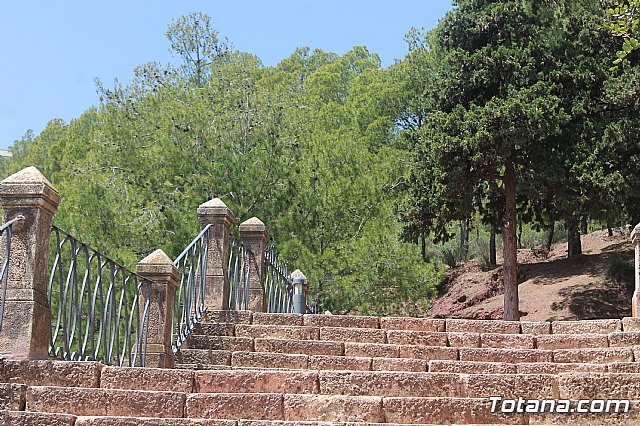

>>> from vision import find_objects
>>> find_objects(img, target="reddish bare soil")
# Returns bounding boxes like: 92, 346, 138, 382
428, 228, 634, 321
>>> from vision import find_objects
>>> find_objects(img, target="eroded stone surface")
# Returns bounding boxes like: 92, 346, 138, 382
480, 333, 534, 349
192, 323, 235, 336
516, 362, 608, 374
76, 418, 235, 426
559, 373, 640, 399
464, 374, 559, 399
397, 345, 459, 361
195, 370, 318, 394
2, 411, 75, 426
371, 357, 427, 372
520, 321, 551, 335
100, 366, 194, 393
446, 319, 520, 334
320, 327, 386, 344
551, 319, 621, 334
379, 317, 445, 332
447, 332, 481, 348
608, 332, 640, 347
236, 324, 318, 340
283, 394, 384, 423
253, 313, 304, 327
176, 349, 232, 366
429, 360, 517, 374
201, 310, 251, 324
232, 351, 309, 369
344, 343, 399, 358
319, 371, 463, 397
459, 348, 553, 363
186, 393, 283, 420
254, 338, 343, 356
553, 348, 633, 364
386, 330, 448, 347
0, 383, 26, 411
535, 334, 609, 350
303, 315, 380, 329
0, 360, 101, 388
27, 386, 185, 417
185, 335, 253, 352
309, 355, 371, 371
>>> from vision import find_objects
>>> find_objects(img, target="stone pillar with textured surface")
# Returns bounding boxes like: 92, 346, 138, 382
136, 249, 180, 368
197, 198, 233, 310
0, 166, 60, 360
632, 224, 640, 317
239, 217, 268, 312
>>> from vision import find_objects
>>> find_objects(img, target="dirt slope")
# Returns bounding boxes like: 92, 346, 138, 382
428, 228, 634, 321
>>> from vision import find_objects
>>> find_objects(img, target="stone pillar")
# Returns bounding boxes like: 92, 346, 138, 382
197, 198, 234, 310
0, 166, 60, 360
136, 249, 179, 368
632, 224, 640, 317
239, 217, 268, 312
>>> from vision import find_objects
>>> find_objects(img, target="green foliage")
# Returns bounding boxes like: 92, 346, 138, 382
607, 0, 640, 68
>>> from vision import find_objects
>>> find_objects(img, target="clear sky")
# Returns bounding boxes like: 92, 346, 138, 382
0, 1, 453, 150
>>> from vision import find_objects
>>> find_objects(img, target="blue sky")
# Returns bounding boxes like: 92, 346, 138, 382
0, 1, 453, 150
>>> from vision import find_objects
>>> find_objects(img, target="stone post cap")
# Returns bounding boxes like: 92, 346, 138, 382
136, 249, 180, 288
632, 224, 640, 245
0, 166, 61, 211
239, 217, 268, 238
197, 198, 234, 222
289, 269, 308, 284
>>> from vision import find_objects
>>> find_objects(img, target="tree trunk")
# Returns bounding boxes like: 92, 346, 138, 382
490, 222, 497, 266
580, 218, 588, 236
566, 218, 582, 257
546, 221, 554, 252
420, 233, 427, 262
517, 220, 523, 249
460, 219, 469, 259
502, 158, 519, 321
607, 221, 614, 237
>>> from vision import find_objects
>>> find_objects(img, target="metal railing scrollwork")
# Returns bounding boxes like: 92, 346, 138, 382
172, 224, 210, 354
48, 226, 151, 366
0, 215, 25, 332
228, 236, 250, 310
264, 246, 294, 313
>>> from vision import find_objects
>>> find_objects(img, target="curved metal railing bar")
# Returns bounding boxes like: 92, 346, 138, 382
47, 226, 151, 367
264, 246, 294, 313
172, 224, 210, 354
0, 215, 25, 332
227, 236, 250, 310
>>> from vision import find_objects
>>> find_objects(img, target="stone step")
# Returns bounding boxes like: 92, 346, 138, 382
0, 360, 101, 388
1, 410, 76, 426
26, 386, 185, 418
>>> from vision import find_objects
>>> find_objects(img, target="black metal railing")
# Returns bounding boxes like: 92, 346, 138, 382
0, 215, 25, 332
48, 226, 151, 366
264, 246, 294, 313
227, 236, 250, 310
172, 224, 209, 354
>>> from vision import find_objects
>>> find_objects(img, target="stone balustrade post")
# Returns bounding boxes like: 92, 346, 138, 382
197, 198, 234, 310
0, 167, 60, 360
632, 224, 640, 317
136, 249, 179, 368
239, 217, 268, 312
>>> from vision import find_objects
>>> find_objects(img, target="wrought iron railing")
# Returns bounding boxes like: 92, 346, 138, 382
0, 215, 25, 332
227, 236, 250, 310
172, 224, 209, 354
48, 226, 151, 366
264, 246, 294, 313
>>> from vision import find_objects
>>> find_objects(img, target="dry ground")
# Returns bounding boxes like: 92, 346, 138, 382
428, 228, 634, 321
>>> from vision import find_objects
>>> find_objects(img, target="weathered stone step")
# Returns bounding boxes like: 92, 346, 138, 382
26, 386, 185, 418
0, 360, 101, 388
1, 410, 76, 426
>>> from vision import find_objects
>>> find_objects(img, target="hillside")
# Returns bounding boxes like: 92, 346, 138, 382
429, 228, 635, 321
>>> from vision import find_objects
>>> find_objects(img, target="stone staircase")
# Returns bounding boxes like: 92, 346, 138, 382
2, 313, 640, 424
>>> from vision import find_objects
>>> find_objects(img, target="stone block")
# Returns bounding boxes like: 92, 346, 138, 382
254, 338, 343, 356
76, 418, 235, 426
2, 411, 76, 426
100, 366, 194, 393
0, 383, 26, 411
385, 330, 448, 346
379, 317, 445, 332
344, 342, 399, 358
480, 333, 534, 349
553, 348, 633, 363
608, 362, 640, 373
195, 370, 318, 394
609, 332, 640, 347
528, 405, 640, 425
397, 345, 459, 361
516, 362, 608, 374
446, 319, 520, 334
622, 317, 640, 331
464, 374, 559, 399
186, 393, 283, 420
447, 332, 481, 348
27, 386, 185, 417
308, 355, 371, 371
185, 335, 253, 351
0, 359, 101, 387
383, 397, 527, 425
520, 321, 551, 334
192, 323, 235, 336
236, 324, 318, 340
551, 319, 621, 334
320, 327, 386, 344
201, 310, 252, 324
535, 334, 608, 350
459, 348, 553, 363
303, 315, 380, 329
319, 371, 463, 397
371, 357, 427, 372
559, 373, 640, 400
429, 360, 517, 374
176, 349, 231, 366
232, 351, 308, 369
283, 394, 384, 423
252, 313, 304, 326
